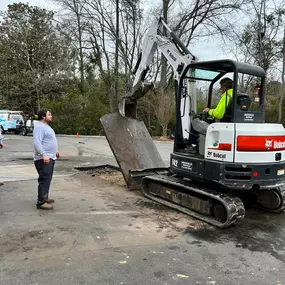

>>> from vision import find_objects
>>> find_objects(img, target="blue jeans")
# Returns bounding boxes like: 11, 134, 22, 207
188, 125, 199, 145
188, 119, 209, 145
34, 159, 55, 205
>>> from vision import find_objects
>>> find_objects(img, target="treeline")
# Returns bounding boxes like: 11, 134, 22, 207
0, 0, 284, 135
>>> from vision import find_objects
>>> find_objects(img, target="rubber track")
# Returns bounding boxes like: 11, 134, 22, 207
141, 175, 245, 228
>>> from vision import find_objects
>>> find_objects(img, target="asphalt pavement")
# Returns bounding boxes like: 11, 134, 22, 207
0, 133, 285, 285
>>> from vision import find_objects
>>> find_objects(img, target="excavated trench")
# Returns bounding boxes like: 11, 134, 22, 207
74, 164, 126, 187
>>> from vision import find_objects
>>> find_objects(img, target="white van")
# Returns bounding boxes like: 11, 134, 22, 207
22, 115, 39, 136
0, 110, 24, 134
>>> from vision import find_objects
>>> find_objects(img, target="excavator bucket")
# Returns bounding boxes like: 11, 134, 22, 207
100, 112, 167, 189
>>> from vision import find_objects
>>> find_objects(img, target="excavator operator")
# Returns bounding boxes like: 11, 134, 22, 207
187, 78, 233, 154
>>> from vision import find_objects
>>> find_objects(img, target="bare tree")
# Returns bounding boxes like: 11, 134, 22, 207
151, 87, 175, 137
55, 0, 86, 95
114, 0, 120, 111
70, 0, 144, 112
278, 27, 285, 123
172, 0, 242, 46
222, 0, 285, 122
226, 0, 285, 74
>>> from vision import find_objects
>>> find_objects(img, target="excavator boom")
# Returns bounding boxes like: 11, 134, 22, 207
101, 16, 195, 188
118, 17, 195, 119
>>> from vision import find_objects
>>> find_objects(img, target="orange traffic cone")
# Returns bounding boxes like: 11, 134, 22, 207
76, 132, 79, 138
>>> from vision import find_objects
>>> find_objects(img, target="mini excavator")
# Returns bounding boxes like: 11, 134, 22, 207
100, 16, 285, 228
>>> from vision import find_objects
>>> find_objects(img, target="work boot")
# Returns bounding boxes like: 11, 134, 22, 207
37, 202, 53, 210
46, 199, 55, 204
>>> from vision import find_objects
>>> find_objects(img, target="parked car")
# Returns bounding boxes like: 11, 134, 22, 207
0, 110, 24, 135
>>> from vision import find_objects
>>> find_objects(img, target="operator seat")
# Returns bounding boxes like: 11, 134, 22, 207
221, 93, 251, 122
237, 93, 251, 111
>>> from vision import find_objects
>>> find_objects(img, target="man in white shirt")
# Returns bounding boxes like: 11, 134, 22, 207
33, 108, 59, 210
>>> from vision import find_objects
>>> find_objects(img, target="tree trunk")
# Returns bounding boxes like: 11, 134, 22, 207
106, 76, 115, 113
73, 0, 85, 96
278, 28, 285, 123
113, 0, 119, 112
162, 123, 168, 137
36, 88, 41, 112
160, 0, 169, 88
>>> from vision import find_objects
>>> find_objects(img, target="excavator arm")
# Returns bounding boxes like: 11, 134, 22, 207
119, 17, 196, 119
100, 16, 196, 188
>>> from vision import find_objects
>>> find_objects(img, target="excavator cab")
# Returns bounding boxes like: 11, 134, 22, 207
173, 59, 266, 157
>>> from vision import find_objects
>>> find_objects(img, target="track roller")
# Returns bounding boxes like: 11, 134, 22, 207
141, 174, 245, 228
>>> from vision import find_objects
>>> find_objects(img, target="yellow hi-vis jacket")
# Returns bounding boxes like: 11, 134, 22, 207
208, 89, 233, 120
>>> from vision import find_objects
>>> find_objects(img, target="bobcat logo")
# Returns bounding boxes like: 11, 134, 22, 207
265, 139, 273, 148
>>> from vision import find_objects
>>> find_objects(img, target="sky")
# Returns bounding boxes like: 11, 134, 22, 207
0, 0, 227, 62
